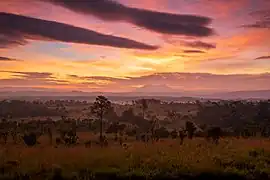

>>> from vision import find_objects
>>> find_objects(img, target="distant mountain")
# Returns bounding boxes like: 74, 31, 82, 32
0, 87, 269, 100
133, 84, 198, 97
206, 90, 270, 100
134, 84, 176, 93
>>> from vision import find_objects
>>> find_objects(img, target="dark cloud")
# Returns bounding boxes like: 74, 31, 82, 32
242, 9, 270, 29
68, 75, 80, 79
44, 0, 214, 37
12, 72, 53, 79
0, 12, 158, 50
243, 23, 270, 29
255, 56, 270, 60
183, 50, 206, 53
184, 41, 216, 50
0, 34, 28, 48
1, 71, 54, 79
203, 55, 236, 62
161, 36, 216, 51
0, 56, 21, 61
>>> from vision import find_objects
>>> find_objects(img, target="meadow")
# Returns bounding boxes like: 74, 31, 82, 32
1, 133, 270, 180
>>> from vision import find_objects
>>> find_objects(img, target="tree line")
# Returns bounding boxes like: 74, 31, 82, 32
0, 97, 270, 147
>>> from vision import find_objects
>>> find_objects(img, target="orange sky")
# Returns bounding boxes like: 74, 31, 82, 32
0, 0, 270, 92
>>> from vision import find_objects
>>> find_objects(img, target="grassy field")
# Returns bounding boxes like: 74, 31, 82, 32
1, 133, 270, 179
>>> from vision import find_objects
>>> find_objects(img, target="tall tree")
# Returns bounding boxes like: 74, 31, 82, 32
149, 115, 160, 142
136, 99, 148, 119
91, 96, 111, 141
185, 121, 196, 139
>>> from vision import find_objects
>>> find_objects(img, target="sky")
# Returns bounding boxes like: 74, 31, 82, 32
0, 0, 270, 93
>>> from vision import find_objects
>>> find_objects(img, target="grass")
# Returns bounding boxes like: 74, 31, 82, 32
0, 133, 270, 179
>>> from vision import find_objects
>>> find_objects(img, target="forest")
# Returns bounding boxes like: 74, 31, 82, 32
0, 97, 270, 179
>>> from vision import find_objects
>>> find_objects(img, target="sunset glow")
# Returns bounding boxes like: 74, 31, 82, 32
1, 0, 270, 92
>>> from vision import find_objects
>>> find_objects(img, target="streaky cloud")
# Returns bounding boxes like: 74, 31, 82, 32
0, 12, 158, 50
242, 9, 270, 29
184, 41, 216, 50
44, 0, 214, 37
255, 56, 270, 60
0, 56, 22, 61
183, 50, 206, 54
0, 71, 54, 79
0, 34, 28, 48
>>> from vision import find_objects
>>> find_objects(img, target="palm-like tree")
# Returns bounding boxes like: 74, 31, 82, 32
91, 96, 111, 141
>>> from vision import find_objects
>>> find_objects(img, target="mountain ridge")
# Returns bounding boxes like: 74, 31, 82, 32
0, 88, 270, 100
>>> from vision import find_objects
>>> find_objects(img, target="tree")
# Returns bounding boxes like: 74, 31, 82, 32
179, 130, 186, 145
106, 122, 126, 141
47, 127, 53, 145
23, 132, 37, 146
207, 127, 222, 144
167, 110, 177, 122
104, 107, 118, 122
91, 96, 111, 142
170, 129, 178, 139
149, 115, 160, 142
185, 121, 196, 139
136, 99, 148, 119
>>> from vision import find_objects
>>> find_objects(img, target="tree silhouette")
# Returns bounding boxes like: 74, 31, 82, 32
149, 115, 159, 142
106, 122, 126, 141
91, 96, 111, 142
167, 110, 178, 122
207, 127, 222, 144
136, 99, 148, 119
47, 127, 53, 145
185, 121, 196, 139
170, 129, 178, 139
23, 132, 37, 146
179, 130, 186, 145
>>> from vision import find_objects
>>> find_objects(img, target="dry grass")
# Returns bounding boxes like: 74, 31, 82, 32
0, 133, 270, 179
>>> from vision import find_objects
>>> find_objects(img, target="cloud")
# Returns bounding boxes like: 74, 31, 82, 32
0, 34, 28, 48
44, 0, 214, 37
255, 56, 270, 60
0, 71, 69, 87
161, 36, 216, 50
0, 56, 21, 61
0, 71, 110, 90
243, 23, 270, 29
2, 72, 270, 92
183, 50, 206, 54
0, 78, 68, 87
184, 41, 216, 50
0, 12, 158, 50
10, 72, 53, 79
242, 9, 270, 29
81, 76, 127, 82
1, 71, 55, 79
203, 55, 237, 62
68, 74, 127, 85
68, 74, 125, 81
65, 72, 270, 92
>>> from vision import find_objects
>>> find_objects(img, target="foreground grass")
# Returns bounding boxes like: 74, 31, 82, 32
1, 135, 270, 179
